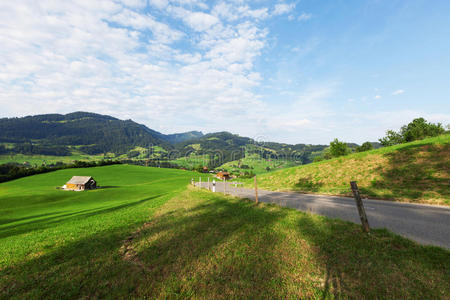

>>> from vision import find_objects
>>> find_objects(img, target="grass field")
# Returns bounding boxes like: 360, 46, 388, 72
219, 154, 299, 175
0, 165, 197, 298
246, 134, 450, 205
170, 154, 210, 169
0, 153, 107, 166
0, 167, 449, 298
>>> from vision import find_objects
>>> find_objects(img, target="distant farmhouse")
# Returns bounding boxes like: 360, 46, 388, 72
216, 171, 231, 180
64, 176, 97, 191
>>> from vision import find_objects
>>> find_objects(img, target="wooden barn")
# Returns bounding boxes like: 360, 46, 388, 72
216, 171, 231, 180
64, 176, 97, 191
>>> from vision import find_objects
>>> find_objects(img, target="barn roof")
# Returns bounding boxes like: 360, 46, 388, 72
67, 176, 93, 185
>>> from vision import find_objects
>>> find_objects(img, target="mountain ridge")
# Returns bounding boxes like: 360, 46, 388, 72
0, 111, 365, 167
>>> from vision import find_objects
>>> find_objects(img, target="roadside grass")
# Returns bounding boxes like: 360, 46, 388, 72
246, 134, 450, 205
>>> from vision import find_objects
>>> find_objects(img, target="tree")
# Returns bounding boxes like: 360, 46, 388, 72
379, 130, 403, 146
379, 118, 445, 146
400, 118, 445, 142
356, 142, 373, 152
329, 138, 350, 158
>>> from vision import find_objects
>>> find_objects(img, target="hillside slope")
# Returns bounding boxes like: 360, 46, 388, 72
0, 112, 172, 155
252, 134, 450, 205
0, 113, 328, 166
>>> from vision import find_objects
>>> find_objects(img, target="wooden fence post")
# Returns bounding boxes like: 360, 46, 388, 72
350, 181, 370, 233
254, 176, 258, 204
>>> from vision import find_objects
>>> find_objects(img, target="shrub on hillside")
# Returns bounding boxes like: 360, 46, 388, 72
379, 118, 445, 146
356, 142, 374, 152
329, 138, 350, 158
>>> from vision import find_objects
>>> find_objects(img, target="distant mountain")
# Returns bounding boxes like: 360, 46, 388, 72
0, 112, 172, 155
0, 112, 340, 167
173, 131, 328, 166
164, 131, 204, 144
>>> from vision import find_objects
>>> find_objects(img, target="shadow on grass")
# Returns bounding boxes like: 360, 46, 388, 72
97, 186, 120, 189
1, 190, 448, 298
295, 214, 449, 298
130, 194, 289, 297
0, 194, 167, 239
294, 176, 324, 192
0, 192, 289, 299
365, 143, 450, 201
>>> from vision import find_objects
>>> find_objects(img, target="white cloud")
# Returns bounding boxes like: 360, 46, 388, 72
148, 0, 168, 10
392, 89, 405, 95
110, 9, 184, 43
374, 95, 381, 99
273, 3, 296, 16
3, 1, 435, 145
298, 13, 312, 21
0, 0, 272, 139
182, 11, 220, 31
212, 2, 269, 21
121, 0, 147, 9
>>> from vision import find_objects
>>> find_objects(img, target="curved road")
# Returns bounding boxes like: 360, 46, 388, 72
196, 181, 450, 249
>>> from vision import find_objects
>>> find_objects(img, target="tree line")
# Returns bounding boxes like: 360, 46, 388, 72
314, 118, 447, 162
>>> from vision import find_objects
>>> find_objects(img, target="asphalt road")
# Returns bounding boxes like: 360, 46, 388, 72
196, 181, 450, 249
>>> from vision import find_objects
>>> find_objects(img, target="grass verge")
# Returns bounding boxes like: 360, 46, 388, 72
246, 134, 450, 205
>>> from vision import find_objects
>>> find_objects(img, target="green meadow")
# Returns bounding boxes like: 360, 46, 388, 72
1, 165, 449, 298
0, 165, 196, 296
219, 153, 299, 175
0, 153, 106, 166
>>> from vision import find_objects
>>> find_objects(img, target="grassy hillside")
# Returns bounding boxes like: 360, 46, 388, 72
219, 154, 299, 175
0, 153, 106, 165
0, 165, 196, 270
249, 134, 450, 205
2, 185, 448, 298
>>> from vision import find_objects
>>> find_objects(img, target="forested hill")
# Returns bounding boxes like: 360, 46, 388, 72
0, 112, 328, 165
174, 132, 328, 165
0, 112, 172, 155
165, 131, 204, 144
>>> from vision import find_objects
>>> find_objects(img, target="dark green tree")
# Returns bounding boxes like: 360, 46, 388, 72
379, 118, 445, 146
356, 142, 373, 152
329, 138, 350, 158
400, 118, 445, 142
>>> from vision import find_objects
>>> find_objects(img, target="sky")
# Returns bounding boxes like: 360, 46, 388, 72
0, 0, 449, 144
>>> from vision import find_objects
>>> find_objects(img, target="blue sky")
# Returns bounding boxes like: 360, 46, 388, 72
0, 0, 449, 144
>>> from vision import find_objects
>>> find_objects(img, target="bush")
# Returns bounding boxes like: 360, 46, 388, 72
379, 118, 445, 146
356, 142, 373, 152
329, 138, 350, 158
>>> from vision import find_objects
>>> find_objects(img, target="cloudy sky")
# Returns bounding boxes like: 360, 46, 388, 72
0, 0, 449, 144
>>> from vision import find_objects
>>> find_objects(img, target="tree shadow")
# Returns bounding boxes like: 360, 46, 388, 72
294, 176, 324, 192
295, 214, 450, 298
1, 191, 448, 299
365, 143, 450, 202
129, 194, 289, 298
0, 192, 289, 298
0, 194, 167, 239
